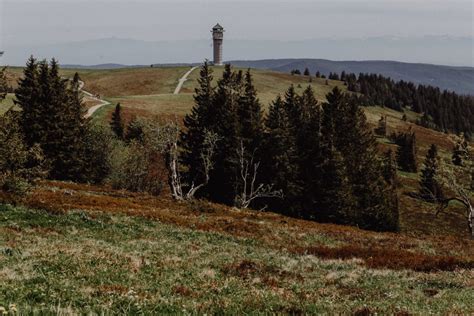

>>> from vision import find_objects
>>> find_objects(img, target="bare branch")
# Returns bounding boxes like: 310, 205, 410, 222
234, 140, 283, 209
435, 154, 474, 239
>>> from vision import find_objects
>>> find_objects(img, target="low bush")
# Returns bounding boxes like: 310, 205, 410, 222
0, 110, 46, 197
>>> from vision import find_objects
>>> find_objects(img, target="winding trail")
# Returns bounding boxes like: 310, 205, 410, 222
78, 66, 197, 118
174, 66, 198, 95
78, 81, 111, 118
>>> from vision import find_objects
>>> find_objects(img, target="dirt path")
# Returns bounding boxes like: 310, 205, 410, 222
78, 81, 111, 118
78, 66, 196, 118
174, 66, 198, 95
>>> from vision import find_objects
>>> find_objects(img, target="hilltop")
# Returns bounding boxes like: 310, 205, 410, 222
1, 64, 472, 314
1, 66, 470, 237
57, 59, 474, 95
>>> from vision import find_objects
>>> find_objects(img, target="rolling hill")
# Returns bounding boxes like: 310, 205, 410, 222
3, 65, 470, 237
57, 58, 474, 95
1, 64, 473, 314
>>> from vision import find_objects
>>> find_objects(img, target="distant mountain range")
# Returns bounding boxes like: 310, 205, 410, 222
3, 35, 472, 95
230, 59, 474, 96
3, 35, 472, 67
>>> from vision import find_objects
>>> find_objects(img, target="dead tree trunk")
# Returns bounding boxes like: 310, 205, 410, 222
165, 128, 219, 201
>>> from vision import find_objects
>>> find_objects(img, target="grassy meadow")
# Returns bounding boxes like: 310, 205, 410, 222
1, 181, 473, 314
1, 65, 473, 314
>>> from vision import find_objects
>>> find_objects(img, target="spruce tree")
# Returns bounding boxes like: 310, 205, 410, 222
263, 95, 301, 214
180, 61, 215, 188
315, 92, 354, 223
293, 86, 321, 214
303, 68, 310, 76
48, 60, 87, 180
237, 69, 263, 153
322, 87, 399, 231
396, 132, 418, 172
206, 64, 240, 204
15, 56, 41, 147
15, 58, 88, 181
382, 150, 398, 186
374, 115, 387, 136
419, 144, 443, 201
125, 117, 146, 143
110, 103, 125, 139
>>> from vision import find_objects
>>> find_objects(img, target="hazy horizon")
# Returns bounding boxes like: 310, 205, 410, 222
1, 0, 473, 66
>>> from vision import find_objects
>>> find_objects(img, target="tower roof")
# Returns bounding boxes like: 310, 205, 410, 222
212, 23, 224, 30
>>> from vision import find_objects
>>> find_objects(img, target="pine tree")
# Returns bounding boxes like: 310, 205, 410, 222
125, 117, 146, 143
323, 87, 399, 230
382, 150, 398, 186
315, 71, 321, 78
374, 115, 387, 136
295, 86, 322, 214
15, 56, 41, 147
15, 58, 88, 181
340, 71, 346, 82
303, 68, 310, 76
206, 64, 241, 204
396, 132, 418, 173
419, 144, 443, 201
110, 103, 125, 139
315, 92, 354, 223
263, 95, 301, 214
237, 69, 263, 153
180, 61, 215, 188
48, 60, 87, 180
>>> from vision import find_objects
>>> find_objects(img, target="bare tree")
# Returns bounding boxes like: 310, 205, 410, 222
159, 123, 219, 201
435, 141, 474, 239
234, 141, 282, 209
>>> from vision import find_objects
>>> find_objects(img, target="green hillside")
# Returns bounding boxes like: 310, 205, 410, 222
1, 183, 472, 314
1, 65, 473, 314
2, 65, 469, 237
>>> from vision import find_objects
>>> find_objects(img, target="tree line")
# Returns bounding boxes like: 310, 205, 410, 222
180, 62, 399, 231
289, 68, 474, 137
1, 60, 404, 232
2, 59, 472, 236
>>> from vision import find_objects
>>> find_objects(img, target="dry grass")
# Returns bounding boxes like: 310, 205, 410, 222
1, 181, 473, 314
3, 180, 472, 269
185, 66, 346, 108
5, 66, 188, 97
291, 245, 474, 272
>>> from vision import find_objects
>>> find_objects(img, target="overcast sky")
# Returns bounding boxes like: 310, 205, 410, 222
1, 0, 472, 47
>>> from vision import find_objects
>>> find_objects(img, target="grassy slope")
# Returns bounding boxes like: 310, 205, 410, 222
1, 66, 473, 313
2, 66, 470, 237
1, 181, 473, 314
0, 94, 16, 115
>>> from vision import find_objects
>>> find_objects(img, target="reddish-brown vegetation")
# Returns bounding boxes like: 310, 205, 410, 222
222, 259, 303, 288
291, 245, 474, 272
2, 180, 473, 273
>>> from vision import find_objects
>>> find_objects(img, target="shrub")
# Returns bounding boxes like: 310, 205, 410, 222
81, 124, 115, 184
108, 119, 169, 196
0, 110, 46, 196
